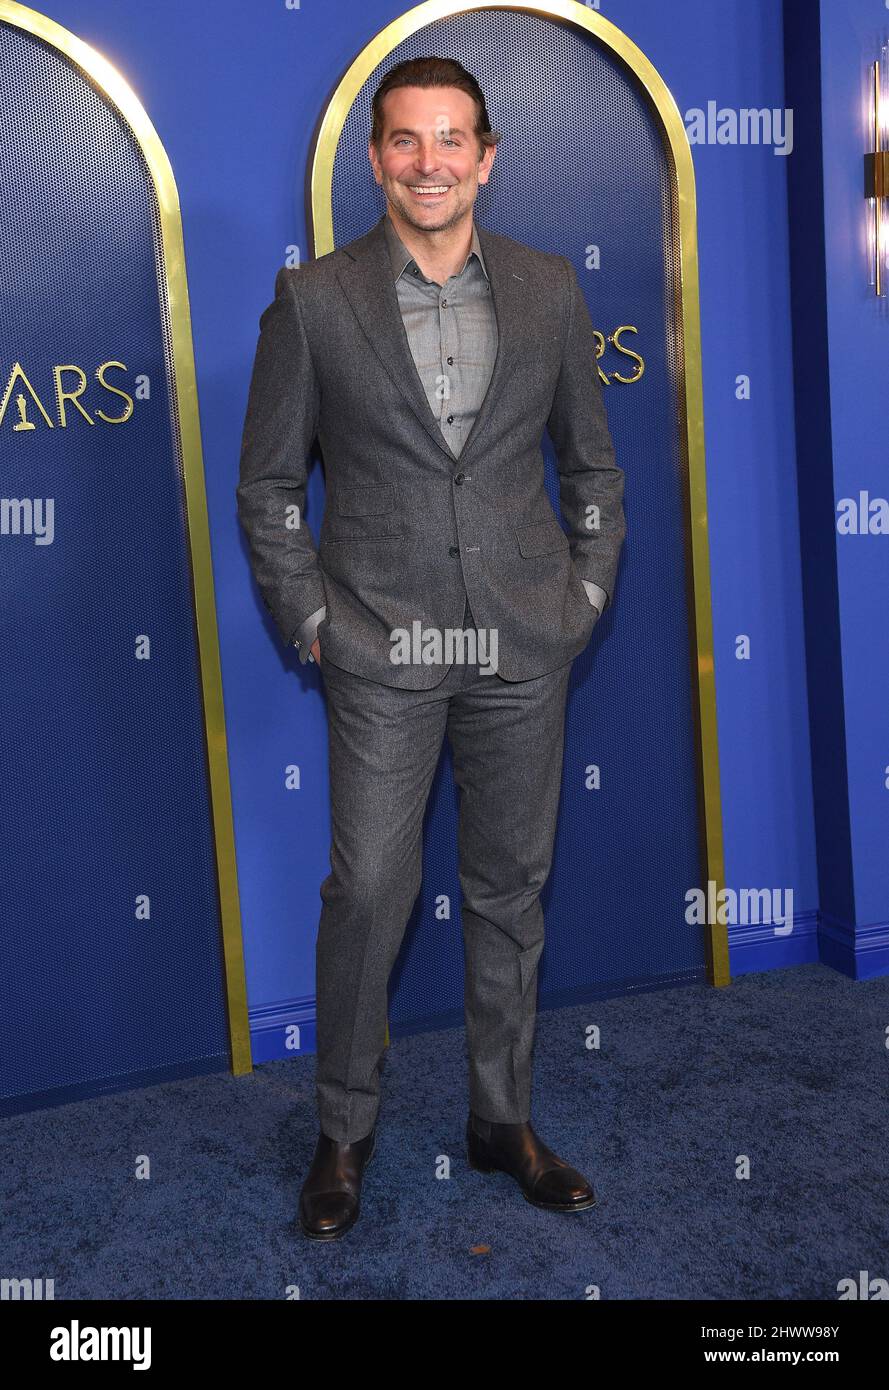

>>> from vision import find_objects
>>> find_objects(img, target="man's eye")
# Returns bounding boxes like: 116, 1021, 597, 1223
393, 137, 459, 147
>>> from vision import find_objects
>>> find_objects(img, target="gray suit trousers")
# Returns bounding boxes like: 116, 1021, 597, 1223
314, 599, 574, 1142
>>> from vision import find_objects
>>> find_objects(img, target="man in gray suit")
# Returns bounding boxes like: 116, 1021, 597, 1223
237, 56, 625, 1240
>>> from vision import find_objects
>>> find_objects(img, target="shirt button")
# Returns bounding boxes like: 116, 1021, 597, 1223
441, 298, 448, 306
449, 545, 459, 557
447, 356, 454, 365
447, 414, 454, 424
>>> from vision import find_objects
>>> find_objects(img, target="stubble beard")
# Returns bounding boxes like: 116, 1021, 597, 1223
385, 178, 476, 236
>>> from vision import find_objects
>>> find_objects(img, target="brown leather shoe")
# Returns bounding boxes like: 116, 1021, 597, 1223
298, 1126, 376, 1240
467, 1113, 596, 1211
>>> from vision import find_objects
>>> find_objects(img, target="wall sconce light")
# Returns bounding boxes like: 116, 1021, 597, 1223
865, 43, 889, 296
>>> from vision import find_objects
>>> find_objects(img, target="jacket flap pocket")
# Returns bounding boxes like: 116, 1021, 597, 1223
516, 517, 569, 558
336, 483, 395, 517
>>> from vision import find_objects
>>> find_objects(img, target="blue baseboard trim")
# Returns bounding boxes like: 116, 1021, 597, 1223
728, 907, 889, 979
248, 973, 708, 1061
248, 914, 889, 1064
249, 994, 317, 1064
728, 908, 821, 974
818, 911, 889, 980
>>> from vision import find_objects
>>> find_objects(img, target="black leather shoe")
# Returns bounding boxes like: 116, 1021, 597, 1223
298, 1126, 376, 1240
467, 1113, 596, 1211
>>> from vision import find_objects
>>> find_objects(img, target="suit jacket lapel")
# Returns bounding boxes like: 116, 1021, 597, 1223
458, 222, 523, 466
336, 216, 456, 462
335, 214, 523, 468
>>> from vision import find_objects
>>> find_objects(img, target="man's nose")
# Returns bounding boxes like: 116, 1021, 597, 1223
414, 147, 442, 173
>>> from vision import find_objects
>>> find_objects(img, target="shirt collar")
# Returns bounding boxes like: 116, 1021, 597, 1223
382, 212, 489, 283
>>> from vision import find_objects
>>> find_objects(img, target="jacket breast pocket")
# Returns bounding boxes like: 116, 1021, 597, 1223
515, 516, 569, 558
322, 482, 402, 543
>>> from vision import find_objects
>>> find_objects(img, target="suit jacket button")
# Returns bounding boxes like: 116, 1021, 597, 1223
454, 473, 465, 485
449, 545, 459, 557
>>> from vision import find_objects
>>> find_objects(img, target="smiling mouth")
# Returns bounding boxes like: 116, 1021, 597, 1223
407, 185, 452, 199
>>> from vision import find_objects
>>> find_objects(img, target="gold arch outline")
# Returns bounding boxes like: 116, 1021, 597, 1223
0, 1, 253, 1065
308, 0, 729, 987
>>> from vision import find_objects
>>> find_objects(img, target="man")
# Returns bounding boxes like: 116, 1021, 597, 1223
237, 56, 626, 1240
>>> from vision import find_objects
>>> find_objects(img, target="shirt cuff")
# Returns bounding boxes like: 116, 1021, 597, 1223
582, 580, 608, 616
291, 606, 326, 664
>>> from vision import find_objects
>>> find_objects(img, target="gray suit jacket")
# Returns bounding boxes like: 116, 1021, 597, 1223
237, 213, 626, 687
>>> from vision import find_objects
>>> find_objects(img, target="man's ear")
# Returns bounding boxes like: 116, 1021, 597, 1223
478, 143, 496, 186
368, 139, 382, 184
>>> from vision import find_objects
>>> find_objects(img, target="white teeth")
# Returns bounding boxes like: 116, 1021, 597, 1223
410, 186, 449, 194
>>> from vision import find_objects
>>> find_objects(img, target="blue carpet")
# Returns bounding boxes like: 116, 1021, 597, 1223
3, 962, 886, 1299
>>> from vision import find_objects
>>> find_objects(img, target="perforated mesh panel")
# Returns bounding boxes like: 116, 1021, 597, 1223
324, 9, 706, 1030
0, 22, 228, 1111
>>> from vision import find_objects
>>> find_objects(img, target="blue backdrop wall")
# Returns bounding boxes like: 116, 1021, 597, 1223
784, 0, 889, 974
29, 0, 865, 1070
818, 0, 889, 935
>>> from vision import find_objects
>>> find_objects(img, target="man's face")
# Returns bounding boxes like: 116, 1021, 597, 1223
369, 85, 495, 234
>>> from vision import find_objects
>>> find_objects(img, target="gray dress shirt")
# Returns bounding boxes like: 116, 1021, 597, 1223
291, 215, 606, 662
